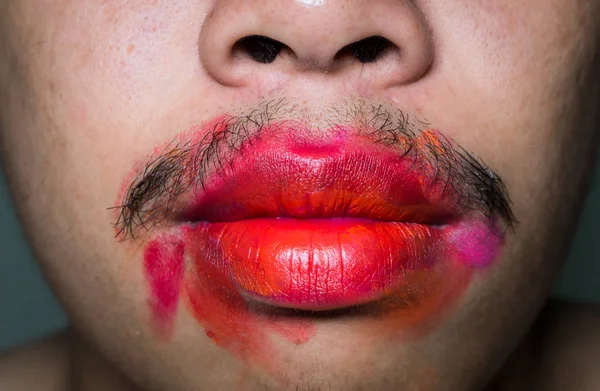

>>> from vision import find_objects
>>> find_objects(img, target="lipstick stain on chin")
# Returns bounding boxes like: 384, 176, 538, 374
182, 224, 317, 374
143, 230, 316, 374
184, 255, 316, 373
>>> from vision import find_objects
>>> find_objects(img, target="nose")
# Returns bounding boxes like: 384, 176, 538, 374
199, 0, 433, 87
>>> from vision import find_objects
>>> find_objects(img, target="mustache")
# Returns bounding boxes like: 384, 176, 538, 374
112, 98, 516, 240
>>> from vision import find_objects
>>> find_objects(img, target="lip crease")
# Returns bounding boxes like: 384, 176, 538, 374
173, 133, 495, 311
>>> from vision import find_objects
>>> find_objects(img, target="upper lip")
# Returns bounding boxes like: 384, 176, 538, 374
180, 144, 459, 225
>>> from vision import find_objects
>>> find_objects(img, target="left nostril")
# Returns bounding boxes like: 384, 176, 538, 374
232, 35, 285, 64
341, 36, 395, 63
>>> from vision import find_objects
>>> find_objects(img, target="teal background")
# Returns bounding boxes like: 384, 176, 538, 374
1, 161, 599, 352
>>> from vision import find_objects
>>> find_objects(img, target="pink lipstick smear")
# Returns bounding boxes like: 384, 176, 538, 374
143, 236, 185, 337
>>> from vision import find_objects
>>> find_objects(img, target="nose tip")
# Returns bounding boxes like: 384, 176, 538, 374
199, 0, 433, 87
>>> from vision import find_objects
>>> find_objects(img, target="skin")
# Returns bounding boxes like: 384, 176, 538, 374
0, 0, 599, 390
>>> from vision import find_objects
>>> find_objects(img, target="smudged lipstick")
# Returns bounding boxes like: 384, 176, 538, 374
174, 130, 504, 311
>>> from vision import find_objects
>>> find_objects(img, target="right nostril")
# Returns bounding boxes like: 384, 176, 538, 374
343, 36, 395, 63
233, 35, 285, 64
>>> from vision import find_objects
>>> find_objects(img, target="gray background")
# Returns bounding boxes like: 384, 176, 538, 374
1, 160, 599, 352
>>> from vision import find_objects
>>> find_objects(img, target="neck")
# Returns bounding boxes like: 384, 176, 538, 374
69, 329, 140, 391
484, 328, 539, 391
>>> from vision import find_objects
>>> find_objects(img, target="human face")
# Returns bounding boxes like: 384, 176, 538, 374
0, 1, 598, 390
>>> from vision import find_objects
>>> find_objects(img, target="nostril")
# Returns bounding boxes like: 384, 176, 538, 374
233, 35, 286, 64
340, 36, 396, 64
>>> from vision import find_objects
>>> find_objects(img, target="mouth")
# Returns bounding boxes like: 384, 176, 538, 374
117, 107, 513, 370
173, 132, 500, 312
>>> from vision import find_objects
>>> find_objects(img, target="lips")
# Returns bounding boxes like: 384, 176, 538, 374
176, 134, 483, 311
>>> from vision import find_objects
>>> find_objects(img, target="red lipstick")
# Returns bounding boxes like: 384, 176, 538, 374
175, 130, 500, 311
122, 120, 507, 371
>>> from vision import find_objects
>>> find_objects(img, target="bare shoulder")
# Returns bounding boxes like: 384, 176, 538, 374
535, 300, 600, 391
0, 332, 70, 391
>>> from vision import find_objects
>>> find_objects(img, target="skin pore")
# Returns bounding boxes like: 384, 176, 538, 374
0, 1, 600, 390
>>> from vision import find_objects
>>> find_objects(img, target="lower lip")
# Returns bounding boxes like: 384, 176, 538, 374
142, 215, 500, 370
184, 216, 498, 311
